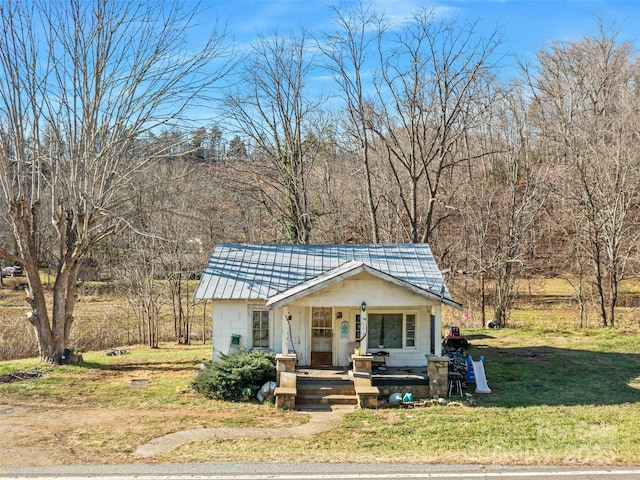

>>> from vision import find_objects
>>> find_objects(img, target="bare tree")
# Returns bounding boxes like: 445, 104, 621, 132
321, 1, 382, 243
458, 85, 552, 327
117, 235, 165, 349
0, 0, 231, 363
369, 7, 501, 243
225, 28, 329, 244
526, 23, 640, 326
489, 90, 552, 327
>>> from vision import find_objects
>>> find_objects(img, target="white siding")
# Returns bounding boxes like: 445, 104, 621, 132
212, 302, 244, 361
290, 271, 434, 308
211, 300, 278, 361
277, 306, 308, 365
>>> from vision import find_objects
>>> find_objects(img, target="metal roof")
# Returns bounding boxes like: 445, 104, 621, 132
194, 243, 460, 308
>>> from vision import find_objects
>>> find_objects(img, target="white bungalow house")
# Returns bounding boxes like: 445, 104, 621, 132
194, 243, 462, 368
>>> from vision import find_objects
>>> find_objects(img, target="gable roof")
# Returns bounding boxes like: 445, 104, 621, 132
194, 243, 461, 309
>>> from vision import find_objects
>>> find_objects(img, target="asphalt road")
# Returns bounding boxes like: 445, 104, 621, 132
2, 463, 640, 480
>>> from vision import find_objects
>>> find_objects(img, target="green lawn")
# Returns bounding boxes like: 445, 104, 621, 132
241, 328, 640, 466
465, 328, 640, 407
1, 328, 640, 465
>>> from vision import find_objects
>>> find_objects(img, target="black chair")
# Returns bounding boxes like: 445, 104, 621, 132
448, 371, 464, 397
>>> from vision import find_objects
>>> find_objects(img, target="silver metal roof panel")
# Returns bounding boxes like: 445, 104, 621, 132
193, 243, 459, 307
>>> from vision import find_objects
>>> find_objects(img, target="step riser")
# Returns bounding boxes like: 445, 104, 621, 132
297, 386, 356, 396
296, 394, 358, 405
296, 380, 358, 405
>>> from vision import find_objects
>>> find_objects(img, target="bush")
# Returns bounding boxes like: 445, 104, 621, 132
191, 350, 276, 401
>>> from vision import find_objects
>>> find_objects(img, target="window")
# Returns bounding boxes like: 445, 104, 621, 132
312, 307, 332, 337
362, 312, 417, 349
368, 313, 402, 349
406, 314, 416, 347
252, 309, 269, 348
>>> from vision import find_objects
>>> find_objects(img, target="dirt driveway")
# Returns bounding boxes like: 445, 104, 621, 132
1, 402, 171, 466
0, 401, 351, 467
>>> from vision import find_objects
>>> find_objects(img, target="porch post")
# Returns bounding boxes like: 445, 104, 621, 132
282, 307, 290, 354
360, 301, 367, 355
434, 304, 442, 356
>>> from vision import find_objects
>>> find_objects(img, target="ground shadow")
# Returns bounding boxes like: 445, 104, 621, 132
464, 333, 496, 341
464, 342, 640, 407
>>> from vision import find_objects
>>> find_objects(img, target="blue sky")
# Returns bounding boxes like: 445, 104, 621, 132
188, 1, 640, 126
206, 0, 640, 60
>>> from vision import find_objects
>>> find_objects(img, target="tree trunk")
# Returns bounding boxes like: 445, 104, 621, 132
592, 241, 608, 327
609, 271, 617, 327
480, 271, 486, 328
24, 246, 81, 364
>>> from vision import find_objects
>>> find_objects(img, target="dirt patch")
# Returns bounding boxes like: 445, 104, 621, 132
0, 346, 351, 467
0, 400, 351, 467
0, 369, 45, 383
1, 402, 173, 466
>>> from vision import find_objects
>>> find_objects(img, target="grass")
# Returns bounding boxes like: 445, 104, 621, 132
1, 328, 640, 466
3, 344, 215, 408
466, 328, 640, 407
2, 275, 640, 465
155, 403, 640, 465
157, 327, 640, 466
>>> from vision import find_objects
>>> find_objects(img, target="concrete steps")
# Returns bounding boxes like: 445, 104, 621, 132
295, 377, 358, 406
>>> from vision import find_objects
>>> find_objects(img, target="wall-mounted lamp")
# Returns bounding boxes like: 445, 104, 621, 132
361, 301, 366, 312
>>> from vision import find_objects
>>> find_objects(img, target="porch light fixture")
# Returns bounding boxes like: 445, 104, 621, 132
361, 301, 366, 312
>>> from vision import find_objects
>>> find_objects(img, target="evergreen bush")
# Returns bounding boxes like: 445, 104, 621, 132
191, 350, 276, 401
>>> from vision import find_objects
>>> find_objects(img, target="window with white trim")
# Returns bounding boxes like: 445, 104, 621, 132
251, 309, 269, 348
358, 312, 417, 349
405, 314, 416, 347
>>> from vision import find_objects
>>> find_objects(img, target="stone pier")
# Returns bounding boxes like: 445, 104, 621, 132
351, 355, 380, 408
426, 355, 449, 398
275, 354, 298, 409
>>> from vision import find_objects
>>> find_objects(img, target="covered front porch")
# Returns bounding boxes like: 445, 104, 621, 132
274, 353, 451, 409
268, 263, 451, 369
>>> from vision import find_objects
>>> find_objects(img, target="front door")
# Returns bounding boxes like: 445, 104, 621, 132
311, 307, 332, 366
